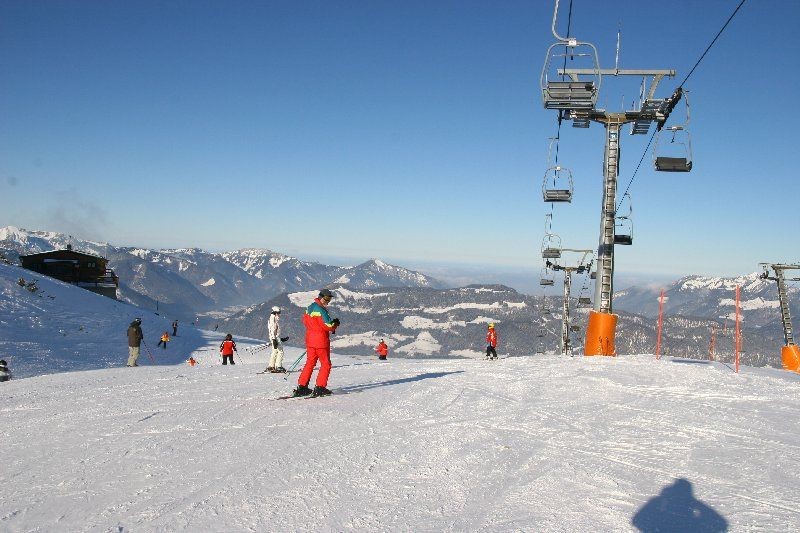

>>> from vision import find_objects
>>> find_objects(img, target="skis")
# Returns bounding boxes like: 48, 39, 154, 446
269, 389, 362, 401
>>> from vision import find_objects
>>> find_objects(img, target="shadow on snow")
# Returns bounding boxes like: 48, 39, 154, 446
338, 371, 464, 393
632, 478, 728, 532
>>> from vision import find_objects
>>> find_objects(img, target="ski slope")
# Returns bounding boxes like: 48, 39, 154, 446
2, 353, 799, 531
0, 263, 265, 379
2, 262, 800, 530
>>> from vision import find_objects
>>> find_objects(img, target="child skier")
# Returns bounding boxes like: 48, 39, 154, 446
375, 339, 388, 361
220, 334, 238, 365
157, 331, 170, 349
486, 324, 498, 360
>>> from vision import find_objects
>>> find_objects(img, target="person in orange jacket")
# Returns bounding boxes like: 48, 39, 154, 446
293, 289, 339, 397
375, 339, 388, 361
220, 333, 237, 365
486, 323, 498, 360
157, 331, 170, 349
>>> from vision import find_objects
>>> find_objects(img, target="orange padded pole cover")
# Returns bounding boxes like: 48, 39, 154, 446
782, 344, 800, 372
584, 310, 617, 356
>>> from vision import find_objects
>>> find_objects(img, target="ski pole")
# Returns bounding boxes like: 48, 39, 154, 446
283, 350, 307, 381
141, 338, 157, 365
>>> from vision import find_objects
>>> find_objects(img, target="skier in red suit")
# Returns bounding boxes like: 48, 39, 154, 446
293, 289, 339, 397
375, 339, 388, 360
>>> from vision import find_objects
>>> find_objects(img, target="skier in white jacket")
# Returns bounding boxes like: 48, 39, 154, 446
265, 306, 287, 373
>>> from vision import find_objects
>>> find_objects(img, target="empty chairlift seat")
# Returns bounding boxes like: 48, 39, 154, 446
540, 267, 555, 286
655, 156, 692, 172
540, 39, 601, 111
542, 166, 574, 203
614, 217, 633, 245
654, 92, 693, 172
543, 81, 598, 110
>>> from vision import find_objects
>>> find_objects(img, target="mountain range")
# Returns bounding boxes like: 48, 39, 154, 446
0, 226, 446, 323
1, 226, 796, 368
219, 283, 789, 369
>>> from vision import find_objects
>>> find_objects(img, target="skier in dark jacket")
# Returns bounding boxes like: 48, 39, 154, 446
127, 318, 144, 367
220, 334, 238, 365
0, 359, 11, 382
172, 320, 178, 336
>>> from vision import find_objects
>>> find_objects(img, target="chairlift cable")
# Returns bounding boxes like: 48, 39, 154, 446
545, 0, 573, 237
616, 131, 655, 211
551, 0, 573, 169
678, 0, 747, 89
615, 0, 746, 209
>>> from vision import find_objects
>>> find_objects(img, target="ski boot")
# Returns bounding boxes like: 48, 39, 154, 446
275, 366, 286, 373
311, 386, 332, 397
266, 366, 275, 373
292, 384, 312, 397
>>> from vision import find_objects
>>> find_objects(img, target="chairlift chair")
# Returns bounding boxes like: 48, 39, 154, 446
540, 38, 601, 111
614, 217, 633, 245
542, 166, 574, 203
540, 266, 555, 286
578, 297, 591, 305
654, 91, 693, 172
613, 192, 633, 245
541, 233, 562, 259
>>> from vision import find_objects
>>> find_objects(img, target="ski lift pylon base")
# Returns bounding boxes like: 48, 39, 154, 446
782, 344, 800, 372
584, 310, 617, 356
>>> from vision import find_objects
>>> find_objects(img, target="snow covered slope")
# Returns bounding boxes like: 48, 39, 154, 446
1, 353, 799, 531
0, 263, 264, 379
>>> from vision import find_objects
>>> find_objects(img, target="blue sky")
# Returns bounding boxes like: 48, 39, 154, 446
1, 0, 797, 285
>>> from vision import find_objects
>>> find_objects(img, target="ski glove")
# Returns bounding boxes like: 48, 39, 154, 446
280, 336, 289, 342
331, 318, 340, 327
272, 339, 279, 349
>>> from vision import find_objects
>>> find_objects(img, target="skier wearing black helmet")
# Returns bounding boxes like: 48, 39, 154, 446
127, 318, 143, 367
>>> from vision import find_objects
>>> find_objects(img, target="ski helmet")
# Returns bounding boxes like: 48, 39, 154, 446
272, 306, 281, 313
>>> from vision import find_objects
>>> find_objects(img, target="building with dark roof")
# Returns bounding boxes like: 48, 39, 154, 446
20, 245, 119, 299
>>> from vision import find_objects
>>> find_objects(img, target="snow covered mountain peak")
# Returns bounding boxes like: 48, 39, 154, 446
676, 272, 771, 293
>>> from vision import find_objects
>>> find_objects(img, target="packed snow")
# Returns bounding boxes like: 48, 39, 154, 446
3, 353, 800, 531
2, 263, 800, 531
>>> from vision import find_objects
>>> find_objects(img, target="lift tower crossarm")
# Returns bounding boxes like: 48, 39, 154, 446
558, 68, 675, 77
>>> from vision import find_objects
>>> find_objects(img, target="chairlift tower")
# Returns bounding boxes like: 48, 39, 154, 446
759, 263, 800, 372
546, 249, 593, 356
540, 0, 682, 356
